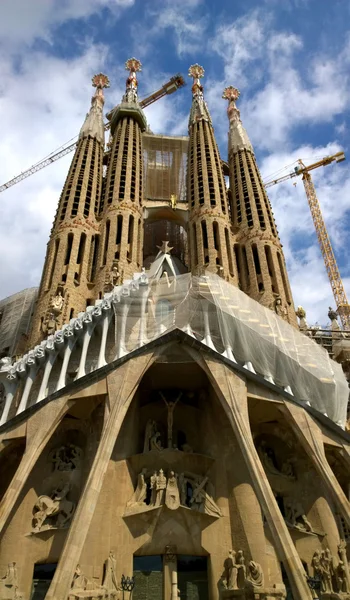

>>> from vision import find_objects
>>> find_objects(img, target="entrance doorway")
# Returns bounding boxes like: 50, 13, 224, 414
133, 555, 163, 600
177, 555, 209, 600
31, 563, 57, 600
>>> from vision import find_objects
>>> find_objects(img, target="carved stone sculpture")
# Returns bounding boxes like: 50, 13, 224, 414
159, 391, 182, 449
246, 561, 264, 588
42, 312, 58, 336
337, 561, 349, 593
32, 482, 75, 533
50, 291, 64, 315
190, 475, 222, 517
311, 550, 322, 580
102, 552, 122, 598
127, 469, 147, 507
284, 497, 313, 533
338, 540, 350, 593
150, 471, 158, 506
51, 444, 83, 471
165, 471, 180, 510
155, 469, 167, 507
0, 563, 22, 600
143, 419, 163, 452
236, 550, 246, 588
224, 550, 238, 590
320, 548, 333, 593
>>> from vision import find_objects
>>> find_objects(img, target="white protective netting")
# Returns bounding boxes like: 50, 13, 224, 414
0, 287, 38, 355
120, 272, 348, 427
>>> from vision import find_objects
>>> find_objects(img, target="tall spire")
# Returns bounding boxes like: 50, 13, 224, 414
122, 57, 142, 104
186, 64, 238, 283
188, 64, 212, 127
222, 86, 253, 153
223, 85, 297, 326
79, 73, 110, 145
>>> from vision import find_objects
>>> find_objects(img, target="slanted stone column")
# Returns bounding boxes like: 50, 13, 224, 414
45, 350, 156, 600
281, 402, 350, 528
197, 354, 313, 600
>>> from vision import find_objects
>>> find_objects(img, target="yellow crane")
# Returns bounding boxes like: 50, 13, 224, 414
265, 151, 350, 330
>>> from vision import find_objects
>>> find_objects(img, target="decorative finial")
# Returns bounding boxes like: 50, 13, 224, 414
92, 73, 110, 90
222, 85, 242, 124
188, 64, 205, 80
123, 58, 142, 104
157, 241, 173, 254
222, 86, 240, 103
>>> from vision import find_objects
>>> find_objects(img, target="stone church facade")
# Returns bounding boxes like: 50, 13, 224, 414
0, 59, 350, 600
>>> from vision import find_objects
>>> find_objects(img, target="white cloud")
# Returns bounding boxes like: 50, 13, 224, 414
0, 0, 134, 46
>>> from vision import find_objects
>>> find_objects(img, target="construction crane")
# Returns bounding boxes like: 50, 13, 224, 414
265, 151, 350, 330
0, 74, 185, 194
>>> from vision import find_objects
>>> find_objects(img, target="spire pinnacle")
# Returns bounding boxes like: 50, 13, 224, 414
222, 85, 253, 153
79, 73, 110, 145
123, 57, 142, 104
188, 63, 212, 127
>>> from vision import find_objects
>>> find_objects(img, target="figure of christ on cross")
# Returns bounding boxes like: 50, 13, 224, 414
159, 391, 182, 449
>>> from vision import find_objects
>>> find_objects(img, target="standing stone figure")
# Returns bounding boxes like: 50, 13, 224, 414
150, 471, 158, 506
236, 550, 246, 588
224, 550, 238, 590
165, 471, 180, 510
102, 552, 121, 597
320, 549, 333, 593
155, 469, 167, 507
127, 469, 148, 507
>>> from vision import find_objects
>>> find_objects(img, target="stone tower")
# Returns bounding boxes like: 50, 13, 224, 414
223, 86, 297, 326
28, 74, 109, 346
95, 58, 146, 295
187, 65, 237, 283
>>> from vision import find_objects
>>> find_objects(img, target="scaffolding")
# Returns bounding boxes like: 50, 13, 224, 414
0, 287, 38, 357
143, 133, 188, 204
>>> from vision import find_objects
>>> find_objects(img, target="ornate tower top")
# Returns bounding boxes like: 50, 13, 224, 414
79, 73, 110, 144
123, 57, 142, 104
222, 85, 253, 153
188, 63, 212, 127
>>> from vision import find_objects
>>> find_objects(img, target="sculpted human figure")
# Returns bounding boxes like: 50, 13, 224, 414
50, 291, 64, 315
320, 549, 333, 593
143, 419, 156, 453
224, 550, 238, 590
127, 468, 147, 507
178, 473, 187, 506
246, 561, 264, 588
165, 471, 180, 510
258, 441, 281, 476
150, 430, 163, 451
155, 469, 167, 507
311, 550, 322, 580
236, 550, 246, 588
284, 497, 313, 532
159, 391, 182, 449
337, 561, 349, 593
102, 552, 121, 597
32, 481, 74, 532
1, 562, 17, 586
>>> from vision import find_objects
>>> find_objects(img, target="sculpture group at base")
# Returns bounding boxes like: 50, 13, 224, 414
311, 541, 350, 595
0, 563, 22, 600
69, 553, 122, 600
127, 468, 222, 517
221, 550, 264, 593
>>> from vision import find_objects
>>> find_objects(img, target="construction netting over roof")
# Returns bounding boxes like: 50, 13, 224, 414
0, 287, 38, 356
143, 133, 188, 203
119, 272, 348, 427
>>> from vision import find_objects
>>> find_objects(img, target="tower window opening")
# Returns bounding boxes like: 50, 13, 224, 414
242, 245, 250, 288
213, 221, 222, 266
69, 308, 74, 320
89, 234, 100, 282
76, 233, 86, 265
102, 220, 110, 266
192, 223, 198, 266
127, 215, 134, 262
137, 218, 142, 267
265, 245, 278, 293
201, 220, 209, 265
47, 238, 60, 289
277, 252, 291, 304
71, 140, 89, 217
252, 244, 261, 275
64, 233, 74, 265
225, 228, 234, 276
116, 215, 123, 246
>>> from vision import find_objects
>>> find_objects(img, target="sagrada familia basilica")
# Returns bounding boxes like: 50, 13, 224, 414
0, 58, 350, 600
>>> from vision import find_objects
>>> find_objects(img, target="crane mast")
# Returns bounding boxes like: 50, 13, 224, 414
265, 152, 350, 330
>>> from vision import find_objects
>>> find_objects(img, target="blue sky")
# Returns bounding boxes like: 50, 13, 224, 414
0, 0, 350, 325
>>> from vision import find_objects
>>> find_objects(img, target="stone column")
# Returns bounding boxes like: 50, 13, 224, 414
281, 402, 350, 527
45, 351, 156, 600
0, 392, 71, 533
198, 354, 313, 600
